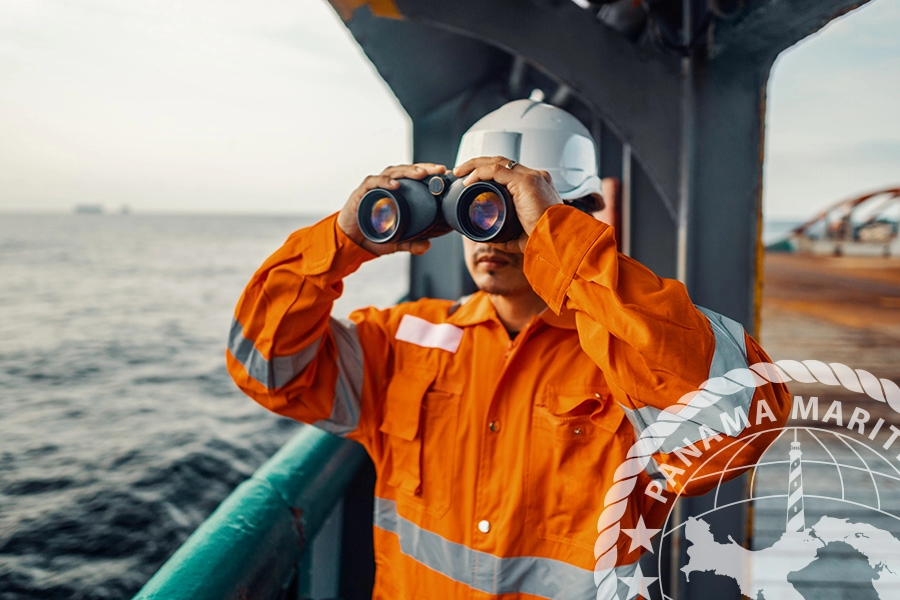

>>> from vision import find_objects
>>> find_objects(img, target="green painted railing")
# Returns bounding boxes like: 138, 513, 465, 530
133, 425, 366, 600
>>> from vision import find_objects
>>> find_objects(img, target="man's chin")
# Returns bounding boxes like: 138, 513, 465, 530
476, 278, 527, 297
479, 285, 513, 296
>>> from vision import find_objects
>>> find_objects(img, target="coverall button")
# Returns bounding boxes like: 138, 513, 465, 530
488, 420, 500, 432
478, 520, 491, 533
574, 427, 584, 436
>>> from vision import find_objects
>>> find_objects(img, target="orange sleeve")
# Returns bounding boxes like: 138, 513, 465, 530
524, 205, 791, 495
225, 213, 389, 446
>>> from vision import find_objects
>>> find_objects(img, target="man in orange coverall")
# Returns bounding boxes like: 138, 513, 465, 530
226, 100, 791, 600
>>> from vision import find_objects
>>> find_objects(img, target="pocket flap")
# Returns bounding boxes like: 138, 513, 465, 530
544, 388, 605, 416
590, 402, 625, 433
543, 388, 624, 433
380, 368, 435, 441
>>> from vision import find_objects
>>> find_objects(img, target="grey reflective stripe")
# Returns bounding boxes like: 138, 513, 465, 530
620, 306, 753, 453
374, 497, 599, 599
228, 318, 322, 390
313, 318, 363, 437
697, 306, 748, 385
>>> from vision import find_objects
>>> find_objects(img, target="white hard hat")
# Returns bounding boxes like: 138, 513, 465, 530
455, 99, 602, 201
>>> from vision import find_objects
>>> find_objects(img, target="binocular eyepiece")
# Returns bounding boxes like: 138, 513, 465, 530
357, 175, 522, 244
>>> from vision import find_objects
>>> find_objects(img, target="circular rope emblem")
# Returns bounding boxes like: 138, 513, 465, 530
592, 360, 900, 598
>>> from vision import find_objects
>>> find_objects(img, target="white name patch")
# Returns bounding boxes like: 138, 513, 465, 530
395, 315, 463, 353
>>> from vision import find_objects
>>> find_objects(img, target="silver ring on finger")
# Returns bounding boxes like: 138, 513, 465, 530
505, 159, 517, 170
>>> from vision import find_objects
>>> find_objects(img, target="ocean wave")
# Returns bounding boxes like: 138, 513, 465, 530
0, 213, 397, 599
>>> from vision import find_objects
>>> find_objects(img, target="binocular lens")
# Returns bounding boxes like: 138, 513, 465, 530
467, 191, 505, 236
370, 196, 399, 238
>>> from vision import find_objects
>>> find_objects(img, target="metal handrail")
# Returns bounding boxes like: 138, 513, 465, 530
133, 425, 366, 600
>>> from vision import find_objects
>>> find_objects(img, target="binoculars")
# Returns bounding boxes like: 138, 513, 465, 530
357, 175, 522, 244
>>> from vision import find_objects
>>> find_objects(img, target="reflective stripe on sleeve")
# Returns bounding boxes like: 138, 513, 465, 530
228, 318, 322, 390
619, 306, 754, 453
374, 497, 603, 599
312, 318, 364, 437
697, 306, 749, 384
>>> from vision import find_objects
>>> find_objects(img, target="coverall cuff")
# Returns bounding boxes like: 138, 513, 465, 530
331, 213, 378, 274
523, 204, 613, 314
281, 213, 376, 277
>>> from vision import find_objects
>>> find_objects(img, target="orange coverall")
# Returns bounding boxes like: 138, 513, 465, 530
227, 205, 791, 599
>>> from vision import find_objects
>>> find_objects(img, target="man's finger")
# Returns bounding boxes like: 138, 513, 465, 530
461, 163, 525, 188
485, 237, 528, 254
353, 174, 399, 198
395, 239, 432, 256
382, 163, 447, 180
517, 234, 528, 253
380, 166, 425, 180
415, 163, 448, 174
408, 239, 432, 255
453, 156, 511, 178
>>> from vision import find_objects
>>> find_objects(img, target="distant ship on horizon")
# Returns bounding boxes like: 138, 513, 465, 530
74, 204, 103, 215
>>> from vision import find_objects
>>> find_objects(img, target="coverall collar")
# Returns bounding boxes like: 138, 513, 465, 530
447, 291, 577, 330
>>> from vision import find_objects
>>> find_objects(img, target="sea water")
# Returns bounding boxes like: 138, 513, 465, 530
0, 213, 408, 600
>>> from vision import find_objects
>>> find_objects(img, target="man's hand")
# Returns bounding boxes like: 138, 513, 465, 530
453, 156, 562, 253
337, 163, 447, 256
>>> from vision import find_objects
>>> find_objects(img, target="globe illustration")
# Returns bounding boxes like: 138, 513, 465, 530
658, 426, 900, 600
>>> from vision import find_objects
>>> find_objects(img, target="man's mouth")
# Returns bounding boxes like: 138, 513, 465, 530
475, 253, 512, 269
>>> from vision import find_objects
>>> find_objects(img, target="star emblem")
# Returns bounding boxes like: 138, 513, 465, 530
617, 563, 658, 600
621, 516, 661, 553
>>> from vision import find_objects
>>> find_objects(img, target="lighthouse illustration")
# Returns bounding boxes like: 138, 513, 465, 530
786, 438, 806, 532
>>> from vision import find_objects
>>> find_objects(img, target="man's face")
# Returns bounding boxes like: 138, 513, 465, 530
462, 237, 533, 297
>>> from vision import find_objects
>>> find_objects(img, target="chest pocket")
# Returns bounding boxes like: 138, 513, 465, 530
527, 387, 626, 551
380, 367, 461, 518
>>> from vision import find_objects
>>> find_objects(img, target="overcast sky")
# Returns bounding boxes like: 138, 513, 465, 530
0, 0, 897, 219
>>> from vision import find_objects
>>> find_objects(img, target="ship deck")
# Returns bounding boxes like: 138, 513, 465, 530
748, 252, 900, 599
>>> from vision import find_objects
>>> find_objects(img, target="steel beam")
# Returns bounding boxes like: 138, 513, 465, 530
713, 0, 874, 62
